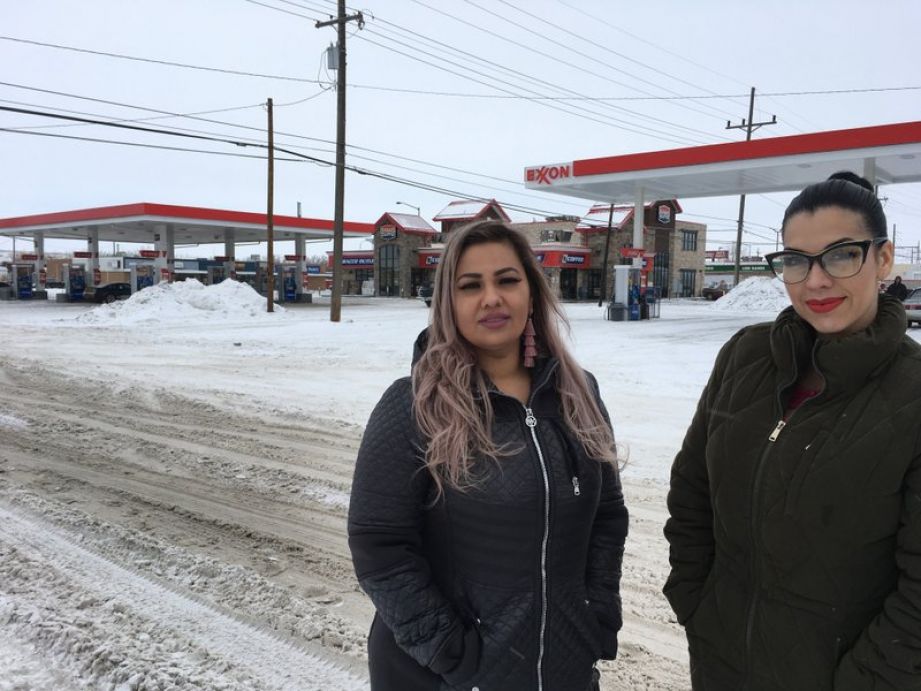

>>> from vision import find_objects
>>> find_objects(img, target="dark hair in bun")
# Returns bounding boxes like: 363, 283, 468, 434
781, 170, 887, 239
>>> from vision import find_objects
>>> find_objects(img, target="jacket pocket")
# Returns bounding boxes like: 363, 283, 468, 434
783, 431, 831, 516
456, 579, 533, 688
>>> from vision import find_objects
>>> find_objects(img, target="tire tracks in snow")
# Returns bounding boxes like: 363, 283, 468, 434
0, 504, 368, 690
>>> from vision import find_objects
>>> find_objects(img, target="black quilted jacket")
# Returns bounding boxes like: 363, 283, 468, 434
664, 295, 921, 690
348, 357, 628, 691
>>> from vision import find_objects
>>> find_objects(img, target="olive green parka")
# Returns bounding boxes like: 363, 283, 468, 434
664, 295, 921, 690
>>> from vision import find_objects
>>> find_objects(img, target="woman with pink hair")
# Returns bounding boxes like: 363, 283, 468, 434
349, 220, 628, 690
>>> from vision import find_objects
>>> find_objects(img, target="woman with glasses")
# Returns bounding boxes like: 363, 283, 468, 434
664, 171, 921, 690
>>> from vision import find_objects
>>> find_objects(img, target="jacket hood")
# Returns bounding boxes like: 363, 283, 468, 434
412, 327, 429, 367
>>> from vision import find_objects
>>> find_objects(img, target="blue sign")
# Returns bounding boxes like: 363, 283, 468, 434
306, 265, 321, 274
342, 257, 374, 266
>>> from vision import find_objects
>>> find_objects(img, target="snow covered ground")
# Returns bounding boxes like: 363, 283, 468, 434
2, 282, 917, 690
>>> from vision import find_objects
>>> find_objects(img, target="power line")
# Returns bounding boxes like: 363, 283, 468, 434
396, 0, 730, 143
342, 84, 921, 100
243, 0, 713, 144
353, 31, 700, 146
0, 127, 305, 161
360, 11, 733, 139
4, 34, 916, 103
471, 0, 740, 123
0, 35, 325, 84
0, 81, 566, 198
0, 102, 590, 219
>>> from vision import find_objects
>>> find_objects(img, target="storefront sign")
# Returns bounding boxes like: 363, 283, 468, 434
536, 250, 590, 268
21, 253, 38, 261
526, 163, 572, 185
657, 204, 672, 224
306, 265, 321, 274
342, 257, 374, 266
619, 247, 646, 258
73, 251, 95, 258
379, 224, 398, 241
705, 250, 730, 260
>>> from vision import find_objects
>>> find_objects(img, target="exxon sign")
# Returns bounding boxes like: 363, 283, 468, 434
525, 163, 572, 186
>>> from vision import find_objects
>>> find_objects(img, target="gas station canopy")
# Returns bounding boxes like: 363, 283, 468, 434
0, 202, 375, 244
524, 120, 921, 201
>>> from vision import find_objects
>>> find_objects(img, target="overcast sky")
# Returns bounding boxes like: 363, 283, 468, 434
4, 0, 921, 260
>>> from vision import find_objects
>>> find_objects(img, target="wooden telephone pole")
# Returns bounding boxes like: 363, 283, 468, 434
726, 87, 776, 287
316, 2, 364, 322
266, 97, 274, 313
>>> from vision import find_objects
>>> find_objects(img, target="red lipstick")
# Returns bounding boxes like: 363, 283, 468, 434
805, 297, 845, 313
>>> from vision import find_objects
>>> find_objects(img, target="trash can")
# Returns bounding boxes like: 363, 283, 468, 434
629, 303, 640, 320
606, 302, 627, 321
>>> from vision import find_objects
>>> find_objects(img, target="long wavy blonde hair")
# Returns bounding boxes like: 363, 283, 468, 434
412, 220, 617, 494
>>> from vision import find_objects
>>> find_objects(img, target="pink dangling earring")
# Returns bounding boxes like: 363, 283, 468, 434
523, 315, 537, 368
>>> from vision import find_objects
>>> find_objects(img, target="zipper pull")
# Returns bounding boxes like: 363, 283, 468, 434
524, 407, 537, 428
571, 476, 581, 496
768, 419, 786, 442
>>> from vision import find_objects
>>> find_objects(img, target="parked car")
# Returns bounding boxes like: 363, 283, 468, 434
417, 283, 434, 307
701, 281, 731, 301
88, 282, 132, 304
904, 287, 921, 328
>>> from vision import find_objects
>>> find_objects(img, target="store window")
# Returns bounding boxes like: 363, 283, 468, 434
378, 245, 400, 296
679, 268, 696, 297
681, 230, 698, 252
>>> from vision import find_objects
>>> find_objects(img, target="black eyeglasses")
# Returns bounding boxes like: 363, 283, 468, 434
764, 238, 888, 285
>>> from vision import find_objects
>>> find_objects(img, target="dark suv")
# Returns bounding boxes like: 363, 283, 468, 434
90, 282, 132, 303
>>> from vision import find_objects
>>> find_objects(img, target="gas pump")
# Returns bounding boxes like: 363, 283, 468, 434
283, 266, 297, 302
607, 265, 643, 321
63, 264, 87, 301
207, 265, 226, 285
136, 264, 154, 291
14, 264, 33, 299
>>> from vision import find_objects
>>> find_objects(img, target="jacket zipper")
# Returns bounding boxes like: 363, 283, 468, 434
743, 336, 825, 687
491, 361, 557, 691
524, 405, 550, 691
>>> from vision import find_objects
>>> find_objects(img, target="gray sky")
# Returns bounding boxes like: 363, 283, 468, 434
4, 0, 921, 261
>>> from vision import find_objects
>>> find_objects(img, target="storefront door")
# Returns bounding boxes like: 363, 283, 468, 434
560, 269, 578, 300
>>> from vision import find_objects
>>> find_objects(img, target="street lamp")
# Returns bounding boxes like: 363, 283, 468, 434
395, 201, 420, 216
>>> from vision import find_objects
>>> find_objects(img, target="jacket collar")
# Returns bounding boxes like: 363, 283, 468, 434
769, 294, 907, 397
483, 356, 559, 408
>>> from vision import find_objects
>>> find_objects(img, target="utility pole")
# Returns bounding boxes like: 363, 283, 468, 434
316, 2, 364, 323
266, 97, 275, 314
726, 87, 776, 287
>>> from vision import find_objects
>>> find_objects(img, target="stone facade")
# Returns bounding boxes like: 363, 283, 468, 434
670, 220, 707, 297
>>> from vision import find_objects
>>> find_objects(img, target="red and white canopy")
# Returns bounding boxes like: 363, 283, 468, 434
524, 120, 921, 202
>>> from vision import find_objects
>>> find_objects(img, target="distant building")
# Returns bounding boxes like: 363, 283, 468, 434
335, 198, 707, 300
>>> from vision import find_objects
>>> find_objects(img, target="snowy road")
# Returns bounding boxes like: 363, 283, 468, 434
0, 505, 367, 690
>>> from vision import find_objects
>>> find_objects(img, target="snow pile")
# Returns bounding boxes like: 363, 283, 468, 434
712, 276, 791, 313
76, 279, 286, 325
